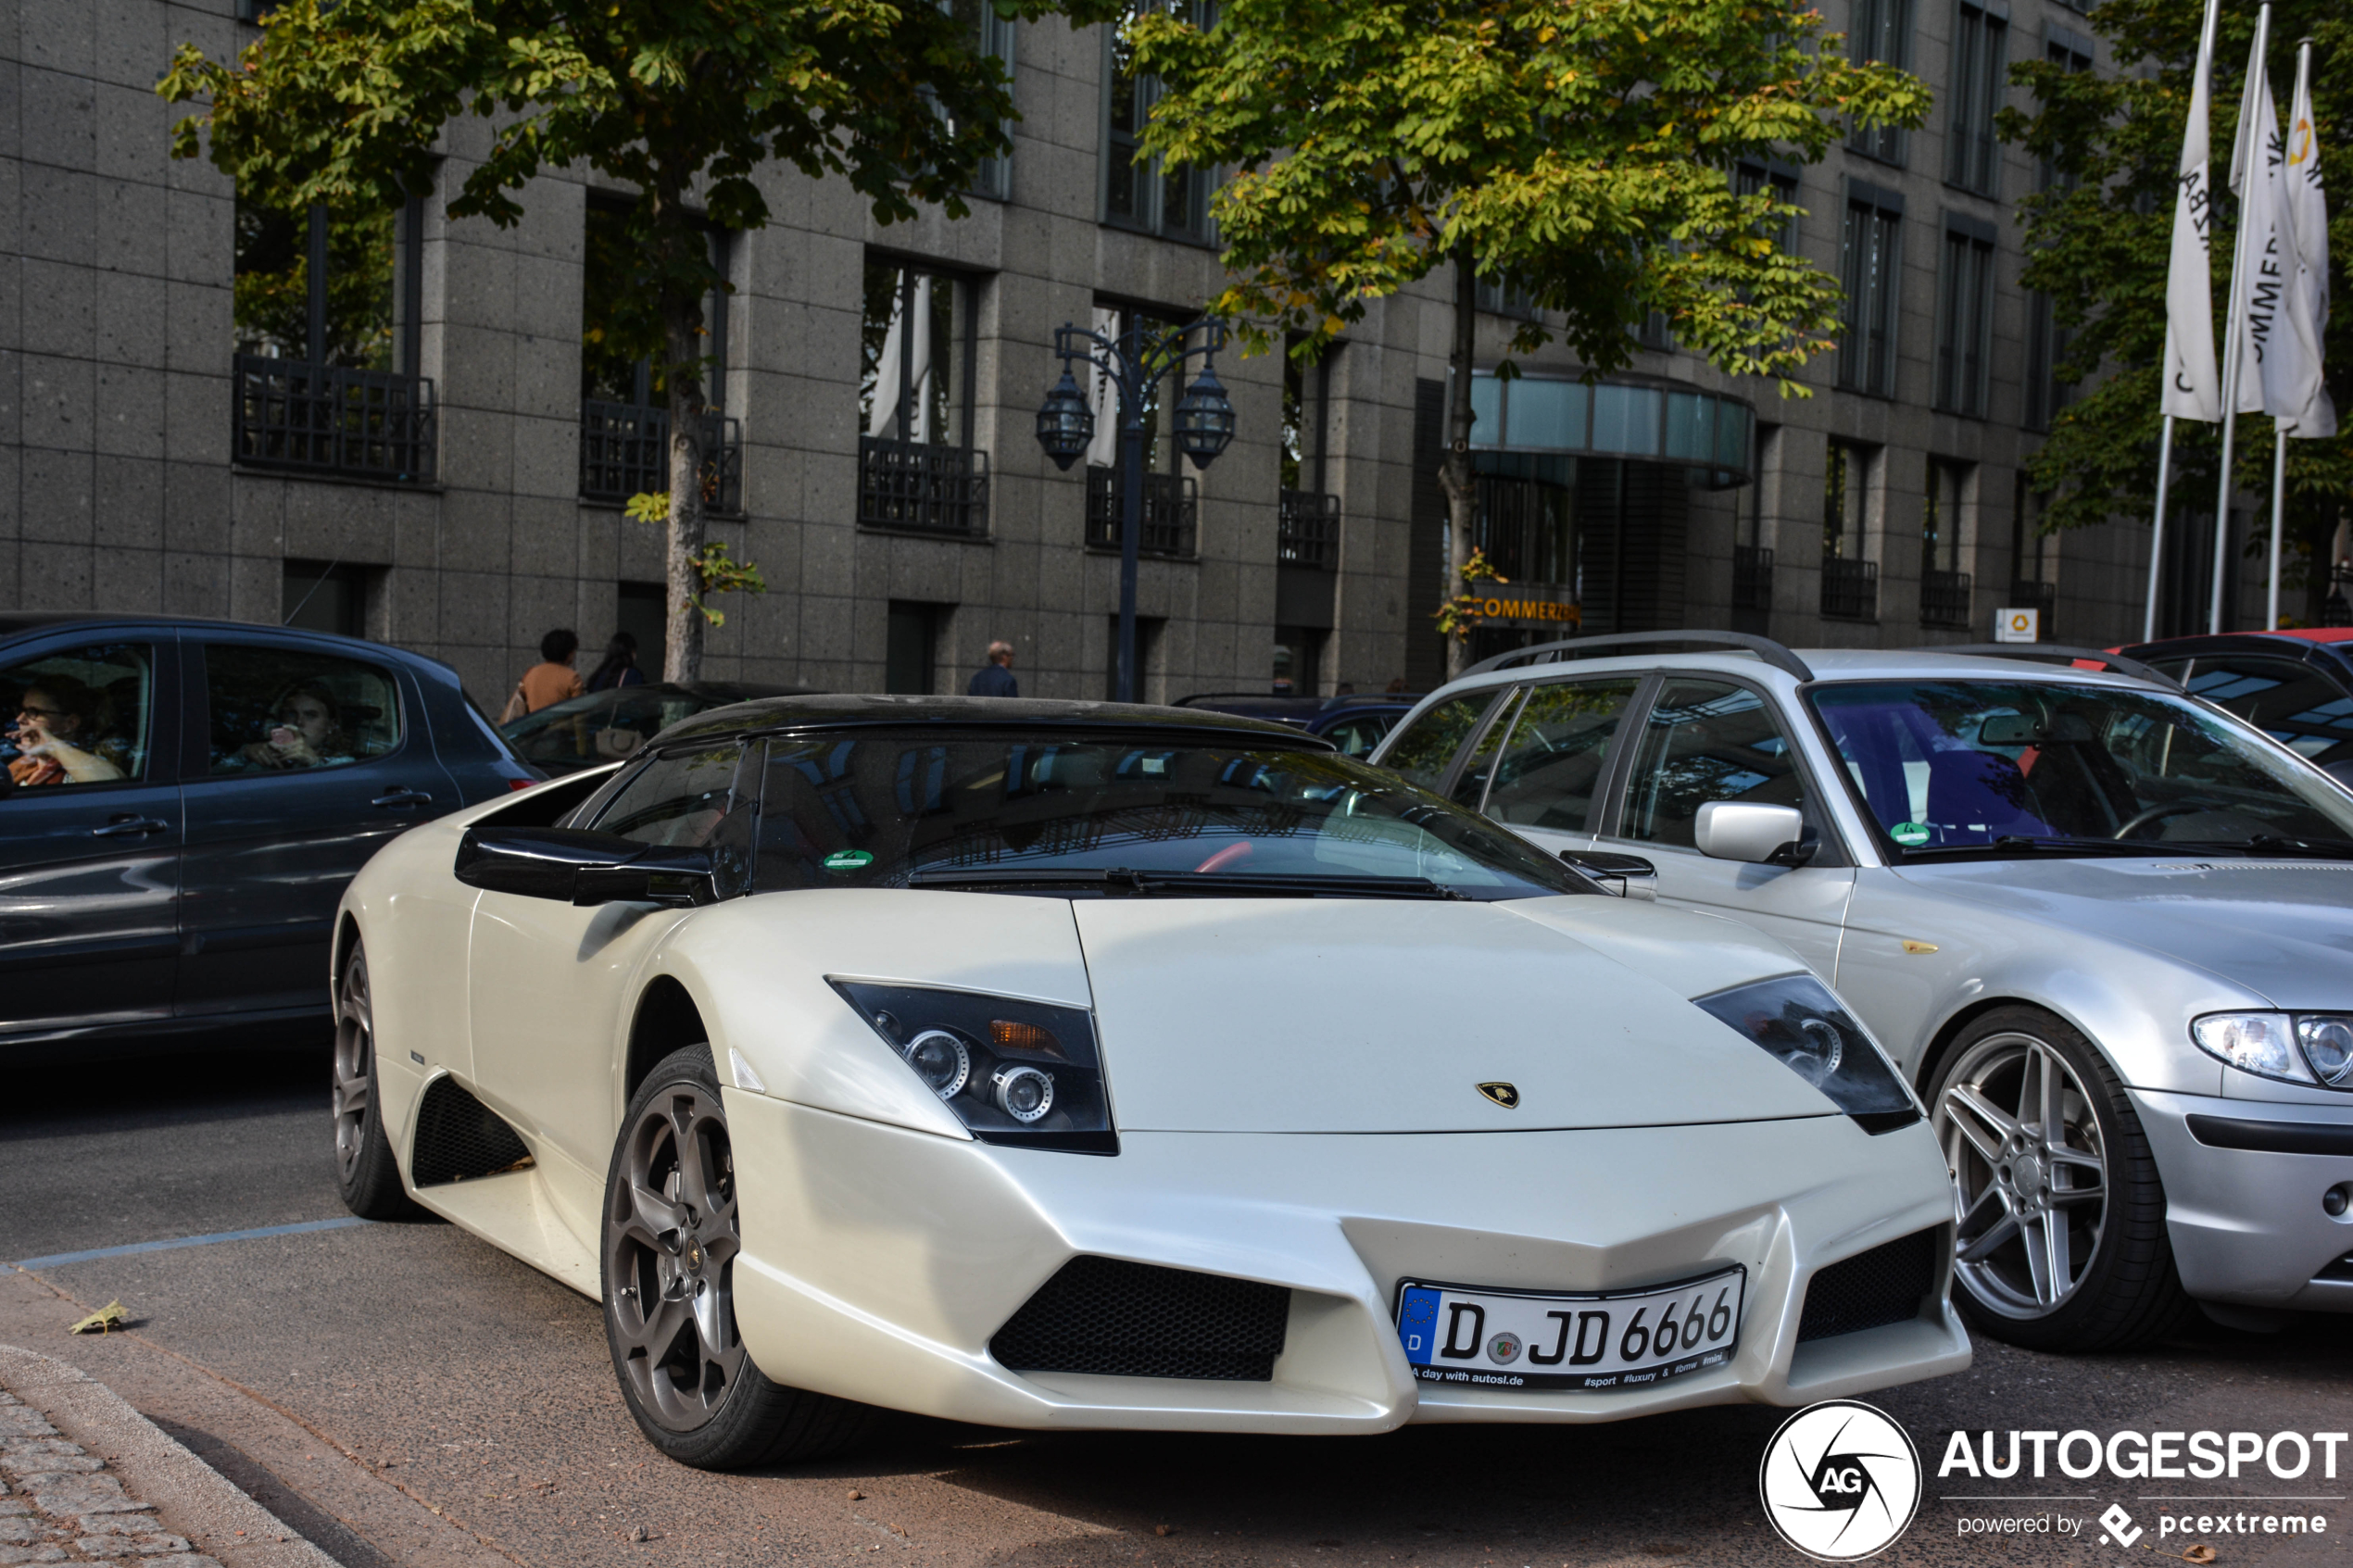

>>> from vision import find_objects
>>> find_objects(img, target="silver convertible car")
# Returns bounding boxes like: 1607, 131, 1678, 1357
1375, 633, 2353, 1351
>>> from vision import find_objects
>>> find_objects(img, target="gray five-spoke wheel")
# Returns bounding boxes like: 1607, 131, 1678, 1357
1935, 1031, 2108, 1318
331, 952, 374, 1186
604, 1083, 746, 1432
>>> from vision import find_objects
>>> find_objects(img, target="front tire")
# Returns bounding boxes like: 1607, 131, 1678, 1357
1930, 1006, 2191, 1351
333, 943, 418, 1220
600, 1044, 875, 1469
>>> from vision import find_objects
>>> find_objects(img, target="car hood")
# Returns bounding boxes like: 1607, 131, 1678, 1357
1893, 857, 2353, 1009
1071, 897, 1836, 1134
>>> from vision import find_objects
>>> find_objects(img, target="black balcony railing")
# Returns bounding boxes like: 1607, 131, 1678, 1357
1730, 545, 1774, 634
1920, 568, 1974, 629
1277, 489, 1340, 571
1821, 555, 1880, 622
233, 355, 436, 483
1086, 468, 1199, 558
580, 400, 743, 516
858, 436, 990, 537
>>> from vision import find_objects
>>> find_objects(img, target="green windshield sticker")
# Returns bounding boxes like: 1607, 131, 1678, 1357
1890, 822, 1932, 848
822, 848, 875, 872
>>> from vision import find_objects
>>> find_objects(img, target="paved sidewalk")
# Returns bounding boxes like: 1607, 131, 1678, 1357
0, 1347, 334, 1568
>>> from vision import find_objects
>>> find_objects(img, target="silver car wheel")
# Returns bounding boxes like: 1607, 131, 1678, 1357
1935, 1031, 2108, 1318
331, 952, 374, 1185
604, 1083, 747, 1433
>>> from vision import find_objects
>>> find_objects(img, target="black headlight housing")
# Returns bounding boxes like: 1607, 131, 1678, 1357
831, 980, 1117, 1155
1692, 973, 1920, 1135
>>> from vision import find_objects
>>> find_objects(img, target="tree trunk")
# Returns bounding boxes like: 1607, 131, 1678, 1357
1438, 243, 1479, 680
659, 231, 709, 684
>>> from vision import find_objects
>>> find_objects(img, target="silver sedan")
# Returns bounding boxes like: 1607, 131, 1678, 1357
1374, 636, 2353, 1351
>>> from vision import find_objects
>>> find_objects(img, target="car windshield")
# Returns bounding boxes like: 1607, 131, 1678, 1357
749, 730, 1594, 898
1809, 680, 2353, 855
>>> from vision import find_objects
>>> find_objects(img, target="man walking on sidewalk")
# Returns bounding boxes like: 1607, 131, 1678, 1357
967, 640, 1019, 697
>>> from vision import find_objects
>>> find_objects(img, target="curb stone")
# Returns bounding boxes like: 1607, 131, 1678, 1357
0, 1347, 337, 1568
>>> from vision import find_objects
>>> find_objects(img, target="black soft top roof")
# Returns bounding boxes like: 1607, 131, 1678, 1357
660, 693, 1332, 747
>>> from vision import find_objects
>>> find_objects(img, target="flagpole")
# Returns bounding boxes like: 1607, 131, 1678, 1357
2211, 1, 2271, 634
2145, 416, 2175, 641
2268, 422, 2288, 628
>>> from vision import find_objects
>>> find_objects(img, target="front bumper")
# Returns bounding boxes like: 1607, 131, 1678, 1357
724, 1095, 1970, 1432
2133, 1087, 2353, 1311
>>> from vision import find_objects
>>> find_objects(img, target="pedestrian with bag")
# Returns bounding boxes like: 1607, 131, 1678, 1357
498, 629, 584, 723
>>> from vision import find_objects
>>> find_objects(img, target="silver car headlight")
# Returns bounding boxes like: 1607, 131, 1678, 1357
1693, 974, 1921, 1134
2191, 1010, 2353, 1088
830, 980, 1116, 1153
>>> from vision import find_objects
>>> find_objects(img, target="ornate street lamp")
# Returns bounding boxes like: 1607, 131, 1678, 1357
1034, 316, 1231, 703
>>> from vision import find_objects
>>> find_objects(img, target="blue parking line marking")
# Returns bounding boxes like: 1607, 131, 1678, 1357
9, 1216, 371, 1272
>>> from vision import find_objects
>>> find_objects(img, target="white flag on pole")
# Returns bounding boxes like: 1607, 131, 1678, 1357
2160, 0, 2222, 420
2229, 21, 2322, 420
2284, 44, 2336, 438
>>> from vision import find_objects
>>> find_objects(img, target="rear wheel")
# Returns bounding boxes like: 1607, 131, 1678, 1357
1931, 1006, 2191, 1351
601, 1044, 875, 1469
333, 943, 418, 1220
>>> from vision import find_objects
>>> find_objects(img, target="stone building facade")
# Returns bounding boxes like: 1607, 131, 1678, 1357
3, 0, 2227, 708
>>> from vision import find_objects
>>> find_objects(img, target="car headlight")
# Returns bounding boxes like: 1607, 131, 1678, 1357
2191, 1010, 2352, 1088
1692, 974, 1921, 1134
830, 981, 1116, 1153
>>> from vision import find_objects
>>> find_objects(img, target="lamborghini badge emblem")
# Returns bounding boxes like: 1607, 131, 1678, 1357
1478, 1082, 1520, 1109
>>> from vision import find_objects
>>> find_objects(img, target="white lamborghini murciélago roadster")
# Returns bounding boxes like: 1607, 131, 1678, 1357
331, 695, 1969, 1468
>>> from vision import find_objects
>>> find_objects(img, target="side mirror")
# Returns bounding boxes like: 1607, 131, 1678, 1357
1560, 849, 1658, 900
1693, 801, 1814, 867
456, 826, 718, 908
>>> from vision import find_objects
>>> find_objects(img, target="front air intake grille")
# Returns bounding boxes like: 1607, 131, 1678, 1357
409, 1077, 534, 1187
1796, 1228, 1940, 1343
989, 1257, 1290, 1381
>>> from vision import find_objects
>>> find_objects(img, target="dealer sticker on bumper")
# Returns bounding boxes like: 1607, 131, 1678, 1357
1393, 1266, 1745, 1392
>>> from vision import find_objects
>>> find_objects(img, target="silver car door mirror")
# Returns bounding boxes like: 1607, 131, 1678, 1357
1693, 801, 1809, 865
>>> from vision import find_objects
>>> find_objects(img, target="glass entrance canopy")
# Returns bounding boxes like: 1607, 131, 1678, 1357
1467, 370, 1755, 486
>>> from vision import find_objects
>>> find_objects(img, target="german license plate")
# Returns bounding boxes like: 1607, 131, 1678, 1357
1393, 1266, 1744, 1392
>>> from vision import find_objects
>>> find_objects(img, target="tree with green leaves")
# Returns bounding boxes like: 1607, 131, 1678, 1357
2002, 0, 2348, 625
1128, 0, 1930, 672
161, 0, 1094, 678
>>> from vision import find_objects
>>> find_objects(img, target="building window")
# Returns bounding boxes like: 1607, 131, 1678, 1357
1477, 272, 1539, 320
282, 560, 372, 639
1103, 3, 1214, 243
232, 189, 434, 482
1733, 161, 1801, 256
1946, 0, 2008, 196
1082, 302, 1202, 558
1822, 440, 1879, 621
950, 0, 1016, 199
859, 260, 989, 536
1847, 0, 1912, 165
1273, 627, 1326, 695
2025, 29, 2095, 432
1838, 183, 1904, 397
1933, 214, 1996, 418
1731, 424, 1776, 635
1920, 458, 1973, 627
2008, 471, 2057, 636
578, 201, 741, 513
1473, 454, 1576, 588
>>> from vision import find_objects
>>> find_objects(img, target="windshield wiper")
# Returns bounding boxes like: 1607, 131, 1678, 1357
1899, 834, 2184, 860
905, 866, 1465, 898
2171, 834, 2353, 860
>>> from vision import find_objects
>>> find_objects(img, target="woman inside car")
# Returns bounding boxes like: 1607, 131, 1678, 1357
233, 680, 359, 771
7, 674, 131, 786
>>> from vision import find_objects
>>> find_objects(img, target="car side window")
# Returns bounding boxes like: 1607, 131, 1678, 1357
592, 744, 749, 847
1448, 690, 1525, 807
2, 643, 155, 789
1321, 714, 1392, 759
2172, 654, 2353, 771
1481, 677, 1643, 830
1620, 680, 1804, 848
1381, 690, 1506, 793
204, 644, 403, 775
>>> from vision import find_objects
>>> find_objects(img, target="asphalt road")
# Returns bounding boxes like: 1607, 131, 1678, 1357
2, 1047, 2347, 1568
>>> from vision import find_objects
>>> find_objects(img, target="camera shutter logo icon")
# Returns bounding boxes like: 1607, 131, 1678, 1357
1758, 1400, 1922, 1561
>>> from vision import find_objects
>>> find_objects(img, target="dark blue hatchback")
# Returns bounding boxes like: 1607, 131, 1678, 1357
0, 613, 535, 1053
